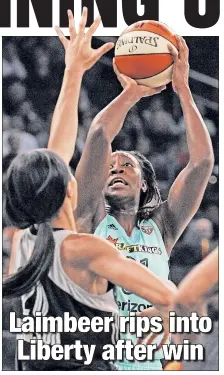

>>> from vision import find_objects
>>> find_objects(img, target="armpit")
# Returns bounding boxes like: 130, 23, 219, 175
151, 201, 175, 254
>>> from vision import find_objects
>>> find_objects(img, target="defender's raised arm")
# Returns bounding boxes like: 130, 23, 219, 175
48, 8, 114, 165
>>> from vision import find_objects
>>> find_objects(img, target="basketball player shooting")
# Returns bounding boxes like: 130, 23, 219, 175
49, 30, 214, 370
4, 9, 177, 371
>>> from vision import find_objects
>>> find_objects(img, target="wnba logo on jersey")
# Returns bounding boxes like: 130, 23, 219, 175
140, 226, 154, 235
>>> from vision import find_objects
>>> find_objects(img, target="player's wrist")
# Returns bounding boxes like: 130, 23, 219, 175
64, 66, 84, 77
121, 87, 142, 105
175, 83, 190, 96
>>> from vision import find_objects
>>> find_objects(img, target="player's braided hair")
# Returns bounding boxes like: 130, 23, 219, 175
128, 151, 162, 220
3, 149, 70, 298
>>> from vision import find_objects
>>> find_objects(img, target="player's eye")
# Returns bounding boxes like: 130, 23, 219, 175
123, 162, 133, 167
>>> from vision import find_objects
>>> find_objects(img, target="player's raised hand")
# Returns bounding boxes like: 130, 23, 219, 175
55, 8, 114, 73
131, 305, 170, 349
113, 59, 166, 102
168, 35, 190, 94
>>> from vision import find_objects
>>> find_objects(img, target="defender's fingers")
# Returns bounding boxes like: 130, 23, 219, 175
94, 42, 114, 60
136, 333, 149, 345
145, 332, 169, 350
55, 26, 68, 48
86, 15, 101, 38
67, 9, 76, 41
78, 7, 88, 36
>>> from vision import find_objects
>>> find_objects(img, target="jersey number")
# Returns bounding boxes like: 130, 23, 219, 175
122, 257, 149, 295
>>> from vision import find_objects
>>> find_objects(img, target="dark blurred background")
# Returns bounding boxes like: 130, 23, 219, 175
2, 36, 218, 369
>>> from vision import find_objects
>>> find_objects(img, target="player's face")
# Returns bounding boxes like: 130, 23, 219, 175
105, 152, 143, 199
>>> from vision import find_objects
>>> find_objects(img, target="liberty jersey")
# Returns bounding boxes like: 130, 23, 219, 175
95, 215, 169, 370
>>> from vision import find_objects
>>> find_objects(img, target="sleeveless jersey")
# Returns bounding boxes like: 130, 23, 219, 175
11, 229, 119, 371
95, 215, 169, 370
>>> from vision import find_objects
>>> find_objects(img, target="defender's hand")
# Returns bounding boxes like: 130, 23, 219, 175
55, 8, 114, 73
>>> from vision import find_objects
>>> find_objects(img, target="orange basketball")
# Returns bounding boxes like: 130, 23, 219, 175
114, 21, 178, 88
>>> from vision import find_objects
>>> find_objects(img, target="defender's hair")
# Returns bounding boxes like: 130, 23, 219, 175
3, 150, 70, 298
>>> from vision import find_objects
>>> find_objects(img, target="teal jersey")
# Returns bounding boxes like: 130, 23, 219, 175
95, 214, 169, 370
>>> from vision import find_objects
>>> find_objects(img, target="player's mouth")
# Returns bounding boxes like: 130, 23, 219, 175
108, 177, 129, 188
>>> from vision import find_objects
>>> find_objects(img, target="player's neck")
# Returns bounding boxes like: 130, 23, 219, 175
106, 195, 139, 235
107, 196, 138, 234
52, 200, 76, 232
114, 212, 137, 237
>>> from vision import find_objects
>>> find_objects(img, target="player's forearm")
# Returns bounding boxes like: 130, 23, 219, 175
90, 89, 138, 142
48, 69, 83, 165
179, 86, 214, 167
92, 255, 176, 306
115, 259, 176, 306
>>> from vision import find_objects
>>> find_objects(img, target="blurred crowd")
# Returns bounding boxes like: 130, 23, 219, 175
3, 36, 218, 285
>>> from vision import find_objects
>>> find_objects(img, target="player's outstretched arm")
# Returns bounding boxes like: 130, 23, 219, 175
162, 36, 214, 252
48, 8, 114, 165
75, 63, 165, 230
81, 234, 177, 307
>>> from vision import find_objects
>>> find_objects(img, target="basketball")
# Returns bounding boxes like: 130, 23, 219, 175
114, 21, 178, 88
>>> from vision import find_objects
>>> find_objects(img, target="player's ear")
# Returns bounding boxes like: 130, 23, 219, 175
142, 180, 147, 193
66, 180, 73, 198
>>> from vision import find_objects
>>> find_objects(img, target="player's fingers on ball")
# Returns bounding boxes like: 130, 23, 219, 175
181, 37, 189, 58
78, 6, 88, 36
113, 65, 129, 85
150, 85, 166, 95
157, 85, 167, 91
119, 74, 131, 87
55, 26, 67, 48
113, 59, 121, 75
144, 88, 157, 97
168, 43, 178, 62
95, 42, 114, 60
176, 35, 185, 55
86, 15, 101, 38
173, 84, 178, 94
114, 71, 124, 86
67, 9, 76, 40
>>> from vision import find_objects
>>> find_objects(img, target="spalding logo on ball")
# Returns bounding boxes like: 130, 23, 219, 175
114, 20, 178, 88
